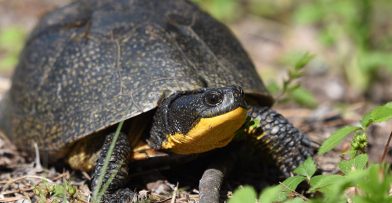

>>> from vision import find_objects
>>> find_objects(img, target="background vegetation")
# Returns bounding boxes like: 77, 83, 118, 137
1, 0, 392, 202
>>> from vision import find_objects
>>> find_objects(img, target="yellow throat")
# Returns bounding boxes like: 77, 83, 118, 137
162, 107, 248, 154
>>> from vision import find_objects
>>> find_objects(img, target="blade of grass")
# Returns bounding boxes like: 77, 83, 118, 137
96, 160, 124, 201
91, 121, 124, 203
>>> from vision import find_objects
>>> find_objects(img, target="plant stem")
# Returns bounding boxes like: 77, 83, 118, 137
380, 129, 392, 163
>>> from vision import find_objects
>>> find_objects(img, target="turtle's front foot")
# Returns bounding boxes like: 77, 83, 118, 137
245, 106, 319, 176
91, 131, 134, 202
199, 147, 238, 203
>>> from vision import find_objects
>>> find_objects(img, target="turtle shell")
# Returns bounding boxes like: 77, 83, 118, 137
0, 0, 272, 158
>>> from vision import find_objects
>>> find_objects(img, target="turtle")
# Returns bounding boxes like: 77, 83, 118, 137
0, 0, 317, 202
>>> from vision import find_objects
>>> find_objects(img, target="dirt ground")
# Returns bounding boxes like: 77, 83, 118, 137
0, 1, 392, 202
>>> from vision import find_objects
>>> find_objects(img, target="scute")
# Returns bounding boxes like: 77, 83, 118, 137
0, 0, 271, 158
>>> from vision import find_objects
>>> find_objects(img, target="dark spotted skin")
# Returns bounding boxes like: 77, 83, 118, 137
91, 132, 135, 202
247, 106, 317, 176
0, 0, 271, 158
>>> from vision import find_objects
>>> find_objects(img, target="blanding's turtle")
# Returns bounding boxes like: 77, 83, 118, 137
0, 0, 317, 202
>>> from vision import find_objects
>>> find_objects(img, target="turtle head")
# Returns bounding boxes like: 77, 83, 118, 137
148, 85, 248, 154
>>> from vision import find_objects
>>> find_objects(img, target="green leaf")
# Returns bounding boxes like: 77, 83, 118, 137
355, 164, 392, 202
293, 157, 317, 179
288, 69, 303, 79
53, 184, 65, 197
290, 87, 317, 108
345, 52, 369, 92
281, 176, 306, 192
0, 27, 25, 51
309, 174, 343, 193
294, 52, 314, 71
319, 28, 336, 46
309, 170, 368, 202
228, 186, 257, 203
266, 80, 280, 94
338, 154, 368, 174
258, 185, 283, 203
360, 102, 392, 128
318, 125, 360, 155
193, 0, 240, 22
358, 51, 392, 72
294, 4, 324, 24
0, 27, 26, 71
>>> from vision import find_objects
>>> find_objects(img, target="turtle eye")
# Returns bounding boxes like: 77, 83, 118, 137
204, 91, 223, 106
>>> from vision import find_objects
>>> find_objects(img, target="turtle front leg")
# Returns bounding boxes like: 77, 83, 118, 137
199, 167, 225, 203
91, 131, 135, 202
245, 106, 319, 177
199, 147, 238, 203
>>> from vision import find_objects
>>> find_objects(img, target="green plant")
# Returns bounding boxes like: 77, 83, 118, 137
268, 52, 317, 108
318, 102, 392, 156
294, 0, 392, 92
0, 26, 26, 71
229, 102, 392, 203
192, 0, 241, 22
192, 0, 298, 22
33, 181, 81, 203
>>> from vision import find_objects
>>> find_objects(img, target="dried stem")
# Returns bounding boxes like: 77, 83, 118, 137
380, 129, 392, 163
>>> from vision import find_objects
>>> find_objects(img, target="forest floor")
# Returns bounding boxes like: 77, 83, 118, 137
0, 1, 391, 202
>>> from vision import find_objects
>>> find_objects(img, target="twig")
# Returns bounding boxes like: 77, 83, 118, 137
170, 183, 178, 203
1, 175, 53, 192
81, 171, 91, 180
0, 186, 34, 195
0, 196, 26, 202
52, 171, 70, 181
153, 195, 171, 203
380, 129, 392, 163
33, 143, 42, 171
